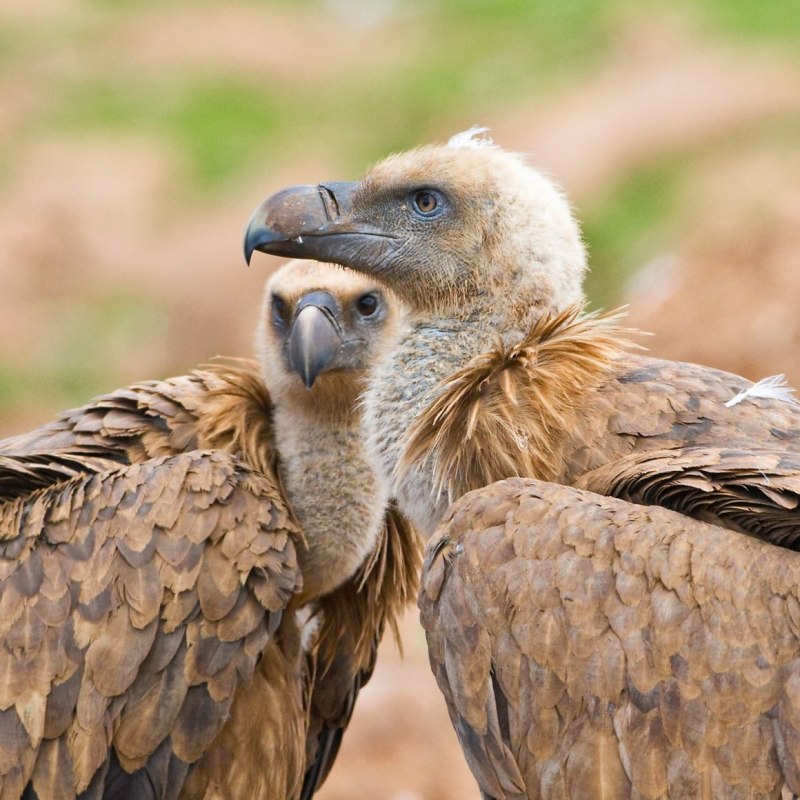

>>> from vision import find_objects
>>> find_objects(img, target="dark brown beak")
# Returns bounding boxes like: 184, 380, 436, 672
243, 182, 400, 271
287, 291, 343, 388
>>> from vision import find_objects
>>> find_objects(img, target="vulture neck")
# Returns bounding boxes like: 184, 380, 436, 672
364, 309, 505, 538
197, 363, 387, 603
364, 304, 629, 538
271, 384, 387, 603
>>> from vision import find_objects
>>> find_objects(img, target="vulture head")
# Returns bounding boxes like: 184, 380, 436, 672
245, 131, 586, 322
255, 260, 404, 598
259, 259, 401, 413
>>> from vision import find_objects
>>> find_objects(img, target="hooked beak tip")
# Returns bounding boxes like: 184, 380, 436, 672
243, 215, 278, 266
288, 302, 343, 389
243, 182, 369, 268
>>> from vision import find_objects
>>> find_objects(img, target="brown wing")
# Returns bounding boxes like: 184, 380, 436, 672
420, 478, 800, 800
563, 354, 800, 547
300, 504, 422, 799
0, 360, 273, 475
565, 355, 800, 473
0, 448, 300, 799
0, 450, 127, 501
402, 308, 800, 550
0, 372, 210, 462
576, 446, 800, 548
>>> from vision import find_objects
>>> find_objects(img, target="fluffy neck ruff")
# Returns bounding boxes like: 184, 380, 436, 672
396, 306, 636, 507
195, 359, 279, 483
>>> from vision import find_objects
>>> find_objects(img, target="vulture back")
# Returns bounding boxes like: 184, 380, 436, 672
421, 477, 800, 800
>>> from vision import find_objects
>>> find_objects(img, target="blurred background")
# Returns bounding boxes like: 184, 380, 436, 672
1, 1, 798, 797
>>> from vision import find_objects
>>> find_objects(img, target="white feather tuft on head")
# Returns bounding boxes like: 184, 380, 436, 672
725, 374, 799, 408
447, 125, 493, 149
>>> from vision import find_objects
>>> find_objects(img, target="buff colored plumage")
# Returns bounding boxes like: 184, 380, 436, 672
245, 134, 800, 798
421, 478, 800, 799
0, 261, 420, 799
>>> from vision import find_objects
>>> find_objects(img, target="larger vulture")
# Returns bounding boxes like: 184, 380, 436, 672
245, 131, 800, 798
0, 260, 419, 799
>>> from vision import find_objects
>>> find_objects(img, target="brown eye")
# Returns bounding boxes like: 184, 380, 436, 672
413, 191, 438, 215
271, 294, 289, 326
355, 293, 379, 317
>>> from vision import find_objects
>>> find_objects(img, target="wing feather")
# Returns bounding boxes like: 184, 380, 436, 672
563, 355, 800, 546
0, 449, 300, 796
421, 478, 800, 798
577, 446, 800, 548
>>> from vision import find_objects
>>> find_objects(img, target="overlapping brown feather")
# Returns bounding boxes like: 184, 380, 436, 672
0, 358, 422, 799
398, 306, 638, 503
421, 478, 800, 799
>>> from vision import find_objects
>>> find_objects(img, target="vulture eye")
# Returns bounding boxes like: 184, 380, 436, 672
355, 293, 379, 317
410, 189, 444, 218
271, 294, 290, 326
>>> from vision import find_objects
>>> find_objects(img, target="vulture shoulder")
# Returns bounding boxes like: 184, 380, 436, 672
420, 477, 800, 800
0, 360, 275, 475
567, 354, 800, 548
0, 447, 300, 800
0, 359, 420, 798
399, 308, 800, 549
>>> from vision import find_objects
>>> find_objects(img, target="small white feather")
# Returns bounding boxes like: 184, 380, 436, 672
296, 605, 321, 652
725, 374, 799, 408
447, 125, 493, 149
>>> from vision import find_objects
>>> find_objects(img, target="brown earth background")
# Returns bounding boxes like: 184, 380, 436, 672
1, 1, 799, 798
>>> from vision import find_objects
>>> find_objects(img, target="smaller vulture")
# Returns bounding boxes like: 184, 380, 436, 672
245, 131, 800, 798
0, 260, 419, 799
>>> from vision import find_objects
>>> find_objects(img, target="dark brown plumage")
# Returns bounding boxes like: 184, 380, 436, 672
245, 133, 800, 797
400, 312, 800, 552
0, 261, 420, 799
421, 478, 800, 799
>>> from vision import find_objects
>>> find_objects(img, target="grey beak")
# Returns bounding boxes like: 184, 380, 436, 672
287, 293, 343, 388
243, 182, 400, 271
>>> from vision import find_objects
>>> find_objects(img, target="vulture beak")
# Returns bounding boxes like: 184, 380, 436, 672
243, 182, 399, 270
287, 291, 343, 388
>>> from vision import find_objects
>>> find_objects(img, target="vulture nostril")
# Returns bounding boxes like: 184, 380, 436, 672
319, 305, 343, 333
318, 185, 340, 221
